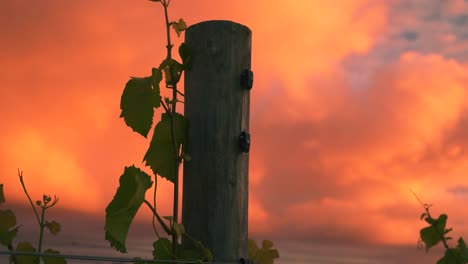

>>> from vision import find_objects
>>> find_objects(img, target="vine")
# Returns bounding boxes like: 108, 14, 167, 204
0, 170, 66, 264
414, 191, 468, 263
106, 1, 280, 263
104, 0, 211, 262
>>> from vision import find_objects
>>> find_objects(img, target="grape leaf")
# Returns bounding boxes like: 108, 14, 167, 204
0, 209, 16, 230
178, 43, 192, 70
0, 208, 19, 246
262, 240, 274, 249
14, 242, 39, 264
189, 240, 213, 262
45, 220, 61, 235
248, 239, 259, 258
248, 239, 279, 264
437, 248, 465, 264
0, 184, 5, 204
172, 19, 187, 37
420, 214, 448, 252
0, 226, 18, 247
458, 238, 468, 259
159, 59, 183, 88
153, 237, 210, 263
105, 166, 153, 253
42, 249, 66, 264
144, 113, 187, 183
173, 222, 185, 238
153, 237, 173, 262
120, 77, 160, 138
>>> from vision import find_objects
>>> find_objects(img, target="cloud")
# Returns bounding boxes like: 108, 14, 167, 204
2, 0, 468, 247
376, 0, 468, 61
246, 0, 388, 104
447, 184, 468, 196
249, 51, 468, 243
1, 130, 101, 212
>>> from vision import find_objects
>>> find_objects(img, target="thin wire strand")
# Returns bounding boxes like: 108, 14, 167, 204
0, 251, 241, 264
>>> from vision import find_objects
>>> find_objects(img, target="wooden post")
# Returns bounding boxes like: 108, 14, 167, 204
182, 20, 251, 262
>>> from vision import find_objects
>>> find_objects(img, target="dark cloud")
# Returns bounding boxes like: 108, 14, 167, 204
375, 0, 468, 61
451, 14, 468, 26
402, 30, 419, 41
446, 185, 468, 194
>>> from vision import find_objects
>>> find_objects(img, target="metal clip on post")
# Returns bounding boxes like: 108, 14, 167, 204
239, 131, 251, 153
240, 69, 254, 90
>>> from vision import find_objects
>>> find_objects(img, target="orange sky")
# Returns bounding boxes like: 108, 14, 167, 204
1, 0, 468, 247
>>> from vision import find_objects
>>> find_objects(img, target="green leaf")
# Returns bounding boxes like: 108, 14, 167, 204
248, 239, 279, 264
248, 239, 260, 258
172, 19, 187, 37
144, 113, 188, 183
0, 184, 5, 204
2, 229, 18, 250
42, 249, 67, 264
173, 222, 185, 238
45, 220, 61, 235
458, 238, 468, 258
120, 77, 160, 138
420, 214, 448, 252
420, 226, 442, 252
105, 166, 153, 253
0, 209, 19, 246
14, 242, 38, 264
153, 238, 173, 261
437, 248, 465, 264
178, 43, 192, 70
262, 240, 274, 249
0, 226, 19, 247
0, 209, 16, 230
203, 247, 213, 262
159, 59, 184, 88
153, 237, 211, 263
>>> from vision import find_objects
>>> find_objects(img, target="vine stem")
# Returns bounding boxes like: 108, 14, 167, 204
8, 243, 17, 263
37, 207, 46, 257
17, 170, 40, 225
162, 0, 173, 59
143, 200, 172, 236
151, 175, 161, 239
160, 0, 182, 257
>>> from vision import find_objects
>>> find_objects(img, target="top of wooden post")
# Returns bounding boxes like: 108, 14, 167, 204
187, 20, 251, 33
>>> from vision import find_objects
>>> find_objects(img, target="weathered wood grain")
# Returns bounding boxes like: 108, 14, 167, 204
182, 20, 251, 262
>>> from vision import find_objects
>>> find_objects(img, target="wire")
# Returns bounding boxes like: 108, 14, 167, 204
0, 251, 241, 264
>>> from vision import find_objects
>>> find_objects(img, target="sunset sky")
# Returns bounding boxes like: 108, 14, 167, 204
1, 0, 468, 250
